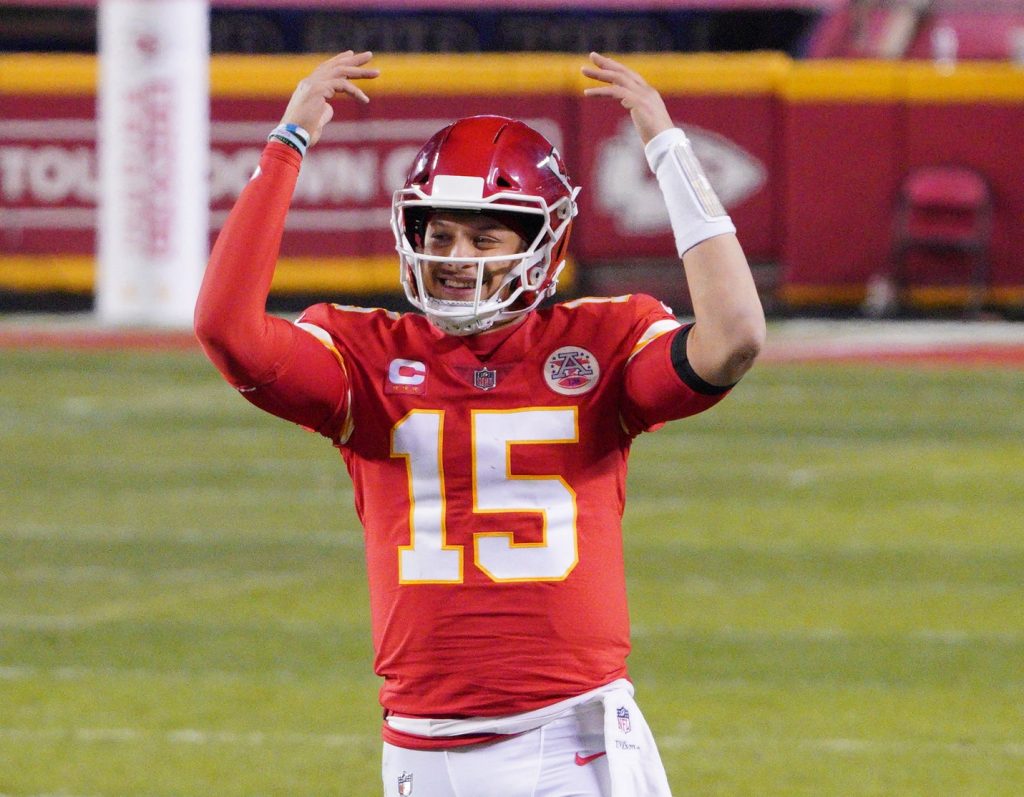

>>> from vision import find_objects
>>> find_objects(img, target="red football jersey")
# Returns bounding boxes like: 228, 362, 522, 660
293, 295, 726, 720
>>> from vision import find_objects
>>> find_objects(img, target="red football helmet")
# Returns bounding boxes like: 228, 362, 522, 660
391, 115, 580, 335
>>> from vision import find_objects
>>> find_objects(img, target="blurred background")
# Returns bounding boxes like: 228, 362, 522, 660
2, 3, 1023, 796
2, 0, 1023, 321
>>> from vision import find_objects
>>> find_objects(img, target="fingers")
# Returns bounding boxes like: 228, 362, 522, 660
581, 85, 628, 102
581, 53, 646, 109
580, 52, 673, 145
310, 51, 380, 104
280, 50, 380, 138
581, 52, 647, 89
322, 77, 373, 104
321, 50, 375, 69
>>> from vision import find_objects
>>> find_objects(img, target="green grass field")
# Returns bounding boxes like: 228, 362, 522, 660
1, 346, 1022, 795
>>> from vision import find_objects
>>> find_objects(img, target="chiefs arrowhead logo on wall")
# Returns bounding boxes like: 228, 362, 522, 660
594, 120, 766, 236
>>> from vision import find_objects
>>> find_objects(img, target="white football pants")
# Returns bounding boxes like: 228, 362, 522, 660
381, 700, 612, 797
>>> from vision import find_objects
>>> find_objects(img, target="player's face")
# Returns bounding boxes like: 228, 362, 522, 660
420, 212, 526, 302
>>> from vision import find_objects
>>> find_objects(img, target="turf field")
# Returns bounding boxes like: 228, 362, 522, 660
1, 341, 1022, 795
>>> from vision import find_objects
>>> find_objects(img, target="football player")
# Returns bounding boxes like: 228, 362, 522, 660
195, 50, 765, 796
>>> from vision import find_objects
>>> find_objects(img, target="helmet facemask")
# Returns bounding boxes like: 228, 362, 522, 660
390, 116, 580, 336
392, 191, 577, 336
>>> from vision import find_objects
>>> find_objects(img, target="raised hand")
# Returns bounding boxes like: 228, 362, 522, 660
581, 52, 673, 146
280, 51, 380, 147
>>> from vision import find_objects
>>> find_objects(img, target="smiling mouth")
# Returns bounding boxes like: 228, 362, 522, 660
432, 275, 481, 300
438, 276, 477, 289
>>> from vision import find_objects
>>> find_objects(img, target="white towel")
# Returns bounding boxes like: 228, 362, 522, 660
602, 688, 674, 796
385, 678, 632, 738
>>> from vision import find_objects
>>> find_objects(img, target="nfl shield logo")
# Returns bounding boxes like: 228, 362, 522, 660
397, 771, 413, 796
473, 367, 497, 391
616, 706, 631, 734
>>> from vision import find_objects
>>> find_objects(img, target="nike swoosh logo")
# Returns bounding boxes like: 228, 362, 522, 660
574, 751, 607, 766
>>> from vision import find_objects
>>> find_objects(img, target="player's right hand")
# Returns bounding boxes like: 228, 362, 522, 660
280, 51, 380, 148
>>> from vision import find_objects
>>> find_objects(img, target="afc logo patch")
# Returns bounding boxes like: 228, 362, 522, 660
544, 346, 600, 396
397, 770, 413, 795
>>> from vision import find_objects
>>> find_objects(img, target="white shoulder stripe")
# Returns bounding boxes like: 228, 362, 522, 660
294, 321, 355, 444
638, 318, 683, 344
295, 321, 336, 351
627, 318, 683, 363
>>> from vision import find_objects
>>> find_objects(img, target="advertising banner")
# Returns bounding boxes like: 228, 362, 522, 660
95, 0, 210, 326
3, 53, 1023, 310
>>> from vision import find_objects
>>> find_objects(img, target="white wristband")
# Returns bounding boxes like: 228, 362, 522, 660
645, 127, 736, 258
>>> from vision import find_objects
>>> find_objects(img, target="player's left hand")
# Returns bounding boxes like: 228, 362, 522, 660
581, 52, 673, 146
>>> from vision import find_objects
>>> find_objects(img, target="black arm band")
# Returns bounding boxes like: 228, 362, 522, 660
670, 325, 734, 395
268, 134, 303, 155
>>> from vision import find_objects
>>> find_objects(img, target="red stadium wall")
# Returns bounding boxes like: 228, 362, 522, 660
780, 61, 1024, 310
903, 66, 1024, 309
1, 53, 1023, 310
779, 62, 905, 306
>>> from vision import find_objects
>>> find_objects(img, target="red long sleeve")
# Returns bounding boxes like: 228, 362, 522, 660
194, 141, 349, 435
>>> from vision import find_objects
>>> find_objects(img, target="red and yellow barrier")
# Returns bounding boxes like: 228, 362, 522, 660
2, 53, 1023, 308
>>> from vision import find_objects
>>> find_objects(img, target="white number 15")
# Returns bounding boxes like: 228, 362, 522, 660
391, 408, 579, 584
